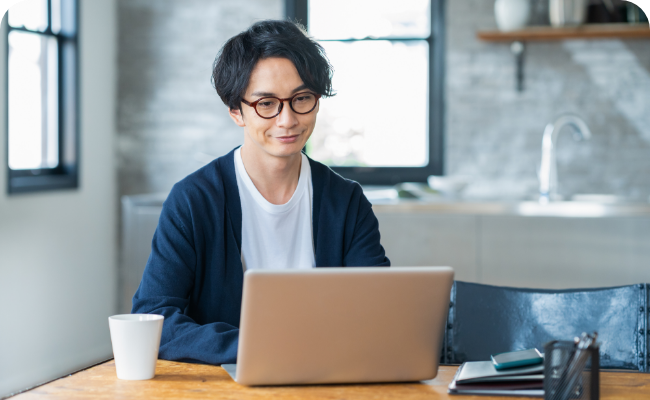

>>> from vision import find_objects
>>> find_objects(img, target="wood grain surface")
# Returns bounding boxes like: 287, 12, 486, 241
477, 23, 650, 42
11, 360, 650, 399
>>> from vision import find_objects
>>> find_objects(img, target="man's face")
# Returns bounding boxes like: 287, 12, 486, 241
229, 57, 319, 159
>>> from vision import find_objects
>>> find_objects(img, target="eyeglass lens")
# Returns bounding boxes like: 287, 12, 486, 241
255, 93, 317, 118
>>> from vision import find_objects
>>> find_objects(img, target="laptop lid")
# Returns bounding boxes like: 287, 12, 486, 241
230, 266, 454, 386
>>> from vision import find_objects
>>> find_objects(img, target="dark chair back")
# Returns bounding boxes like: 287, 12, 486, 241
442, 281, 648, 371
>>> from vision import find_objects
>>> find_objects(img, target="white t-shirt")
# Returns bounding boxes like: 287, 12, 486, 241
234, 148, 315, 270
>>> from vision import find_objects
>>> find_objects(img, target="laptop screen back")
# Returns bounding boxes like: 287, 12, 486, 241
235, 266, 454, 386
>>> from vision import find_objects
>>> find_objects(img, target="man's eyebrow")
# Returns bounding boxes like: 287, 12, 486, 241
250, 84, 310, 98
250, 91, 275, 97
291, 84, 309, 93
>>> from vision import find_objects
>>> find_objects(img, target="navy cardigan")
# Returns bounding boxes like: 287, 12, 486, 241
132, 148, 390, 365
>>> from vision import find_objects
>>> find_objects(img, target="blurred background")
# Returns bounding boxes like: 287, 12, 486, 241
0, 0, 649, 397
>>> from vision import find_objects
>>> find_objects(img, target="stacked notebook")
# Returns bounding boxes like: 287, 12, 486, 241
448, 361, 544, 397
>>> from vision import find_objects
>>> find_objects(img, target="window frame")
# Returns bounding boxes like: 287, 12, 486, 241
5, 0, 79, 194
286, 0, 445, 185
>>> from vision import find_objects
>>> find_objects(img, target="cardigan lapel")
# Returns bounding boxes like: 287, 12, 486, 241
308, 155, 329, 267
218, 147, 243, 253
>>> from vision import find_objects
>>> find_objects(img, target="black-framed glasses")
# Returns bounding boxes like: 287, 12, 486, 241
241, 92, 321, 119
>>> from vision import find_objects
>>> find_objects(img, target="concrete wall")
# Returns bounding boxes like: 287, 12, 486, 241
446, 0, 650, 201
116, 0, 650, 202
0, 0, 117, 396
117, 0, 283, 197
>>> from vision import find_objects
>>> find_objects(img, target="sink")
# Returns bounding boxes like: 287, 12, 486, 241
517, 201, 611, 217
570, 194, 625, 204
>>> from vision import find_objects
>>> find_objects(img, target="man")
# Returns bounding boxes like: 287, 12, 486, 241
132, 20, 390, 365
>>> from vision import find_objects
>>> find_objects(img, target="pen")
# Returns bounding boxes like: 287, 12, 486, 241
554, 332, 598, 400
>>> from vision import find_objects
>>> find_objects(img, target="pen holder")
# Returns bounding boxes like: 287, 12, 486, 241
544, 339, 599, 400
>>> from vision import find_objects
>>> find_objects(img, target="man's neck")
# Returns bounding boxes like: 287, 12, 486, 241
239, 142, 302, 205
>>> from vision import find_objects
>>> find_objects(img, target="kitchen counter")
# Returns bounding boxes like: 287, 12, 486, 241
371, 199, 650, 218
122, 192, 650, 218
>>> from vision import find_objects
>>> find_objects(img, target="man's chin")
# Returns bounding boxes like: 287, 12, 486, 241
266, 142, 306, 158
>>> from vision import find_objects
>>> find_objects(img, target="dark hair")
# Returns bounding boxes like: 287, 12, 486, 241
212, 20, 334, 111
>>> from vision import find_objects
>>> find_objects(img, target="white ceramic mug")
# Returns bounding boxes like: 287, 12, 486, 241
549, 0, 587, 27
108, 314, 164, 380
494, 0, 531, 32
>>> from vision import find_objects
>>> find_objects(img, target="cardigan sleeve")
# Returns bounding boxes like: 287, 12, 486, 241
343, 188, 391, 267
131, 188, 239, 365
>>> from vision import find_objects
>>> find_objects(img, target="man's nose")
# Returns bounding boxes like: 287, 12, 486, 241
275, 101, 299, 128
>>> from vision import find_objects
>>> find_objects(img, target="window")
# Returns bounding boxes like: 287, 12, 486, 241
287, 0, 445, 185
6, 0, 78, 194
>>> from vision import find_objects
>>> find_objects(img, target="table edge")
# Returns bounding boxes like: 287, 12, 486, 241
1, 358, 114, 400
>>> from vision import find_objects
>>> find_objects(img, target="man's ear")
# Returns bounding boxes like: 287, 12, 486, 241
229, 107, 246, 127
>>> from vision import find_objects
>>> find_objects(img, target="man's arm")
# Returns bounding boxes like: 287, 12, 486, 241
132, 190, 239, 365
343, 188, 391, 267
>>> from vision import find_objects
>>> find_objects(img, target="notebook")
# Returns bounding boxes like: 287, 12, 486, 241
448, 361, 544, 397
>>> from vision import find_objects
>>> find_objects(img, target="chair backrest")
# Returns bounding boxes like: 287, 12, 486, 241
441, 281, 648, 371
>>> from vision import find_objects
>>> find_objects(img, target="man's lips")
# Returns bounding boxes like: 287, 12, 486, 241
275, 134, 300, 143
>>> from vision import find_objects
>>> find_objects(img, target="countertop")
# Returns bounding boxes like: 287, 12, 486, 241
370, 199, 650, 217
120, 192, 650, 218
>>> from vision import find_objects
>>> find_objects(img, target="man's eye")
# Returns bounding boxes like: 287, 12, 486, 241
258, 101, 275, 108
295, 95, 312, 103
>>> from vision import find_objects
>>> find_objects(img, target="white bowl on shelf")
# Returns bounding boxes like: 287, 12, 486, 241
427, 175, 472, 195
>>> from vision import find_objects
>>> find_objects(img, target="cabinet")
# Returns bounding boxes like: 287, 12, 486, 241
375, 211, 650, 289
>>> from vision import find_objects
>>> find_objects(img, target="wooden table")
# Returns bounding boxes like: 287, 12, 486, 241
12, 360, 650, 399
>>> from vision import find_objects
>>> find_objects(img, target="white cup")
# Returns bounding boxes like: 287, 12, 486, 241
108, 314, 164, 380
494, 0, 531, 32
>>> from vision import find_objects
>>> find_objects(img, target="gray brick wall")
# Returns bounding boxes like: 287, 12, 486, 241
447, 0, 650, 201
117, 0, 650, 201
117, 0, 283, 196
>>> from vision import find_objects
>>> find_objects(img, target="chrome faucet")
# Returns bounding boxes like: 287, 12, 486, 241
538, 115, 592, 204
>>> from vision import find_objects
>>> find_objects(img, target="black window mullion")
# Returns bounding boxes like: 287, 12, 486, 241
286, 0, 309, 27
47, 0, 52, 32
429, 0, 445, 176
8, 26, 72, 42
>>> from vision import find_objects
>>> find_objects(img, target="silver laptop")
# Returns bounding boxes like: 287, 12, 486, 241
222, 266, 454, 386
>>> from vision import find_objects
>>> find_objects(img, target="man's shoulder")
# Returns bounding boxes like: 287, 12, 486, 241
309, 158, 361, 192
166, 148, 237, 208
307, 156, 364, 199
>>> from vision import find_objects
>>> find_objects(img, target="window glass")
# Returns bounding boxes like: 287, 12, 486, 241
8, 31, 59, 170
8, 0, 49, 32
309, 0, 430, 40
307, 40, 429, 167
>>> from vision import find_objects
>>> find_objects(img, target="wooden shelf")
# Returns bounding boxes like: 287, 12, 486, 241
477, 23, 650, 42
